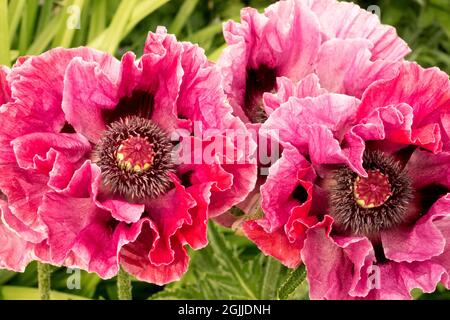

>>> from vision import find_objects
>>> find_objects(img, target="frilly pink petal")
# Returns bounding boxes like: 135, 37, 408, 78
302, 215, 376, 300
99, 199, 145, 224
243, 220, 303, 268
404, 149, 450, 190
146, 174, 195, 266
141, 27, 184, 133
120, 228, 189, 285
263, 74, 327, 115
359, 61, 450, 153
306, 0, 411, 61
0, 66, 11, 105
37, 161, 102, 264
0, 165, 49, 242
179, 183, 210, 250
11, 132, 91, 170
381, 195, 449, 263
366, 261, 449, 300
0, 200, 35, 271
8, 47, 117, 136
262, 94, 365, 175
316, 38, 400, 97
62, 57, 121, 142
259, 147, 313, 232
243, 147, 316, 268
218, 0, 321, 121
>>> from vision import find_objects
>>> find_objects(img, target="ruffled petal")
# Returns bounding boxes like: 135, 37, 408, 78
243, 220, 303, 268
263, 74, 327, 115
243, 147, 316, 268
359, 62, 450, 153
11, 132, 91, 170
7, 47, 117, 136
120, 229, 189, 285
0, 66, 11, 105
381, 196, 448, 263
146, 174, 195, 265
316, 38, 400, 97
62, 57, 121, 142
0, 200, 35, 271
306, 0, 410, 61
262, 94, 365, 175
302, 216, 376, 300
404, 149, 450, 190
219, 0, 321, 121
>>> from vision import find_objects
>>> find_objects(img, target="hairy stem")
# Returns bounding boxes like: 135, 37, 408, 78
117, 267, 132, 300
37, 262, 52, 300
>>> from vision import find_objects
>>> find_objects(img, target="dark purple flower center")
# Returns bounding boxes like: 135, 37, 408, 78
95, 116, 174, 200
244, 65, 277, 123
329, 151, 413, 237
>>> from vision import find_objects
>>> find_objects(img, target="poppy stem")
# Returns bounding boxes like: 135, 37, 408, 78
117, 267, 132, 300
37, 262, 52, 300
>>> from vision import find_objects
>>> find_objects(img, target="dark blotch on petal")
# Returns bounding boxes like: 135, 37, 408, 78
292, 184, 308, 204
417, 184, 449, 216
244, 65, 277, 123
103, 91, 154, 125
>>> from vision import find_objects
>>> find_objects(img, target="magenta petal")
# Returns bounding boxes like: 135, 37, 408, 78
404, 148, 450, 190
302, 216, 376, 300
38, 161, 102, 263
0, 66, 11, 105
62, 58, 121, 142
140, 27, 184, 133
359, 62, 450, 153
0, 200, 35, 271
146, 175, 195, 265
259, 147, 312, 232
99, 199, 144, 224
179, 184, 210, 250
243, 220, 303, 268
8, 47, 117, 135
218, 0, 321, 121
0, 165, 49, 242
120, 227, 189, 285
369, 260, 449, 300
307, 0, 410, 61
262, 94, 365, 175
70, 216, 146, 279
11, 132, 91, 170
177, 41, 233, 131
263, 74, 327, 115
316, 38, 400, 97
381, 199, 447, 262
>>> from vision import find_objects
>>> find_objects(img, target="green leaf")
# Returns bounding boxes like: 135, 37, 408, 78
0, 0, 11, 66
0, 286, 89, 300
169, 0, 199, 35
0, 270, 16, 285
88, 0, 170, 54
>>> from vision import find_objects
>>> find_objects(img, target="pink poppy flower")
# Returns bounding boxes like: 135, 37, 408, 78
218, 0, 410, 124
218, 0, 410, 267
0, 27, 256, 284
254, 61, 450, 299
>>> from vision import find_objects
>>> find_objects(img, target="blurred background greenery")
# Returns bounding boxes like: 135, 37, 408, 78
0, 0, 449, 300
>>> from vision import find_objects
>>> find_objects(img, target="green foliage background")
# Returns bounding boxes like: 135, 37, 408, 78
0, 0, 449, 300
